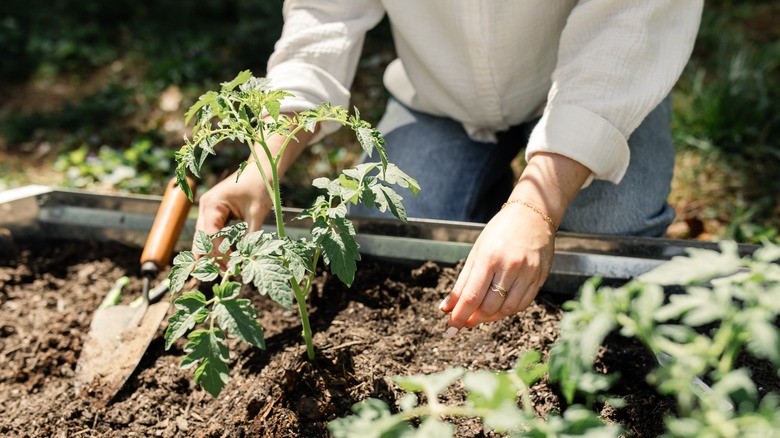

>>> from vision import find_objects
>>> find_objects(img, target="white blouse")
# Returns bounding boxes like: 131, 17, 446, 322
266, 0, 703, 184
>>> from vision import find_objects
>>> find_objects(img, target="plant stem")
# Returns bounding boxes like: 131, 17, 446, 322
292, 280, 316, 360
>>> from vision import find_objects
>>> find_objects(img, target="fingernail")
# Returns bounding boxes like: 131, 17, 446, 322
438, 296, 450, 311
443, 326, 459, 339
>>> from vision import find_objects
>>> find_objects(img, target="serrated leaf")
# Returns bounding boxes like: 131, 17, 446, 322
337, 173, 361, 204
184, 91, 218, 126
328, 398, 413, 438
192, 257, 220, 283
754, 241, 780, 263
220, 69, 252, 91
242, 255, 294, 309
638, 245, 743, 286
313, 216, 360, 286
174, 155, 194, 201
312, 177, 330, 189
393, 366, 464, 397
354, 125, 376, 157
378, 163, 420, 196
238, 75, 271, 92
213, 222, 249, 248
181, 328, 230, 397
281, 238, 313, 283
371, 184, 407, 221
327, 203, 348, 220
213, 299, 265, 349
165, 291, 209, 350
302, 115, 317, 132
193, 229, 214, 255
168, 251, 197, 293
213, 281, 241, 300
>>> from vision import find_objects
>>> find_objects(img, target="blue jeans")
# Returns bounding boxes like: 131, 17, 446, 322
350, 97, 675, 237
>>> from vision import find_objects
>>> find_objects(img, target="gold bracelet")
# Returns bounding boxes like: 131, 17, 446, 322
501, 199, 557, 234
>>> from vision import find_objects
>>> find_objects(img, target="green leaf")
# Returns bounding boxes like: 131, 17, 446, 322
168, 251, 197, 293
328, 398, 413, 438
371, 184, 407, 221
414, 418, 455, 437
281, 238, 314, 283
754, 241, 780, 263
181, 328, 230, 397
192, 257, 220, 283
312, 216, 360, 286
337, 173, 361, 204
242, 255, 294, 309
514, 350, 548, 387
236, 160, 249, 182
378, 163, 420, 196
213, 222, 249, 248
193, 229, 214, 255
638, 243, 743, 286
213, 281, 241, 300
354, 125, 376, 157
174, 153, 194, 202
165, 291, 209, 350
184, 91, 218, 126
220, 69, 252, 91
463, 371, 526, 431
393, 366, 465, 397
302, 115, 317, 132
746, 319, 780, 366
213, 298, 265, 349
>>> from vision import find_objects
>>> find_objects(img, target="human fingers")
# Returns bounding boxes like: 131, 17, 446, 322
465, 273, 545, 327
438, 251, 476, 314
444, 204, 555, 334
443, 255, 494, 337
193, 189, 235, 259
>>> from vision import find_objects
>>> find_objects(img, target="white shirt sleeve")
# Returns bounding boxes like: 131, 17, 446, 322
526, 0, 703, 185
265, 0, 385, 142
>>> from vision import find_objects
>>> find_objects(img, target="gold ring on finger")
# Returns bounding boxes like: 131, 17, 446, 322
489, 282, 508, 298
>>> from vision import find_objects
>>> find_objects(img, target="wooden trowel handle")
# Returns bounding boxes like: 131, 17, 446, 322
140, 177, 195, 272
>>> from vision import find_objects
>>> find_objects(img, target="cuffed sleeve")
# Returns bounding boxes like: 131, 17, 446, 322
526, 0, 703, 184
265, 0, 385, 142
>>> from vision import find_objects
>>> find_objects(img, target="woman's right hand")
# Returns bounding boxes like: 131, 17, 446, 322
193, 120, 316, 256
193, 162, 273, 256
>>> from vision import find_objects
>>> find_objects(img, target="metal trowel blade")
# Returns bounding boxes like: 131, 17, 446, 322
74, 298, 170, 404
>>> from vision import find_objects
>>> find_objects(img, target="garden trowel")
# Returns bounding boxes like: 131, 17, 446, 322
75, 177, 194, 403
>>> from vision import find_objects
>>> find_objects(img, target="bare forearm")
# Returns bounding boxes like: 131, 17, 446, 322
508, 152, 592, 227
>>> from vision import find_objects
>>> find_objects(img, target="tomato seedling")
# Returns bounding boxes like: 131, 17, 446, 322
163, 71, 419, 396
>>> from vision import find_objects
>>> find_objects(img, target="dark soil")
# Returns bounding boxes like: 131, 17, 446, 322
0, 239, 768, 437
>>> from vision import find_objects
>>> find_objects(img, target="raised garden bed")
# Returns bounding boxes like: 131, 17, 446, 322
1, 187, 777, 437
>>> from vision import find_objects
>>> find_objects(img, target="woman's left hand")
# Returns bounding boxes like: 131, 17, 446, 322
438, 201, 555, 335
437, 151, 591, 337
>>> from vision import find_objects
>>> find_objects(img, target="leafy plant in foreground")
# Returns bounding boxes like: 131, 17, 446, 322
328, 351, 620, 437
549, 240, 780, 436
332, 240, 780, 436
162, 70, 419, 396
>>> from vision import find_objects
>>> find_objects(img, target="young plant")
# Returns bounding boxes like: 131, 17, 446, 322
328, 351, 621, 437
332, 240, 780, 436
163, 70, 420, 396
549, 240, 780, 436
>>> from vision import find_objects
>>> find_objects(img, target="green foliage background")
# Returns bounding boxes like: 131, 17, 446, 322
0, 1, 777, 240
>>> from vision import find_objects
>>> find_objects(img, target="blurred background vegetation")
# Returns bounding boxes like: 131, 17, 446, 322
0, 1, 777, 243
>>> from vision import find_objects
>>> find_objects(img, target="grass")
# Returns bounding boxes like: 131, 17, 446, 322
0, 1, 777, 242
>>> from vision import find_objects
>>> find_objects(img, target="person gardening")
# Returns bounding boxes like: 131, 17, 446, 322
194, 1, 704, 338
